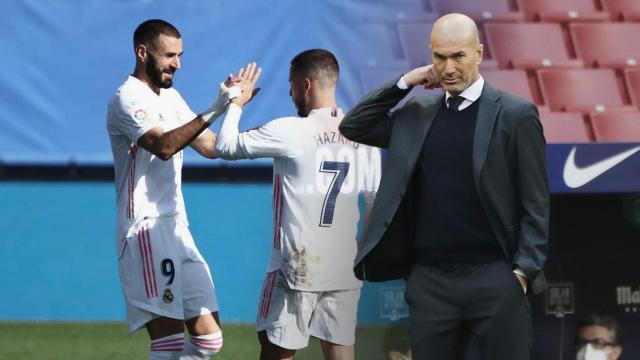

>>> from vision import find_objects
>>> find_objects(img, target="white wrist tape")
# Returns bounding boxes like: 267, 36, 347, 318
200, 82, 242, 123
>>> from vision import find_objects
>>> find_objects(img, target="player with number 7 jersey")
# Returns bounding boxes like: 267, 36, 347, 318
216, 51, 381, 357
219, 107, 380, 291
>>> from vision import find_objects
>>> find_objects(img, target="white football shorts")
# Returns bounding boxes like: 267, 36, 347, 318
256, 271, 360, 349
118, 217, 218, 332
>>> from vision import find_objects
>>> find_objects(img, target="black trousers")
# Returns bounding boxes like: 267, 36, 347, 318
405, 260, 532, 360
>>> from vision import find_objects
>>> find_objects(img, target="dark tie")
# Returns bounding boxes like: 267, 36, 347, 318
447, 96, 465, 112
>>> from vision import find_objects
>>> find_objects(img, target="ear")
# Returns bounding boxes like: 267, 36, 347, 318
476, 43, 484, 65
304, 78, 312, 93
135, 44, 148, 63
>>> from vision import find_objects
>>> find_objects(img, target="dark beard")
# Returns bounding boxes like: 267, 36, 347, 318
146, 54, 172, 89
294, 99, 308, 117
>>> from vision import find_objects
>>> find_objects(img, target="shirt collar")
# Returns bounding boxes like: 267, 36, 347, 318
127, 75, 165, 97
445, 75, 484, 104
307, 107, 343, 118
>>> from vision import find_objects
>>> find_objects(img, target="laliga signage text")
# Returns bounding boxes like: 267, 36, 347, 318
616, 286, 640, 313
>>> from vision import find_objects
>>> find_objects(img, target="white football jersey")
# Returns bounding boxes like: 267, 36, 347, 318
217, 105, 381, 291
106, 76, 196, 251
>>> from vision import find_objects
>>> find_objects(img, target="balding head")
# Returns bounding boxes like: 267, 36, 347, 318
429, 13, 483, 95
431, 13, 480, 49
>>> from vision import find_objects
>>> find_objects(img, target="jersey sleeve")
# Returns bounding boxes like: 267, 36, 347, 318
110, 91, 161, 143
171, 89, 206, 139
216, 104, 292, 160
172, 89, 197, 125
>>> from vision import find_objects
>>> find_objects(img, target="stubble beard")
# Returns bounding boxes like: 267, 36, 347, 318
146, 54, 173, 89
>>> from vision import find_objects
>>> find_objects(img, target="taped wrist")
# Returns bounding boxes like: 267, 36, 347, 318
200, 83, 242, 123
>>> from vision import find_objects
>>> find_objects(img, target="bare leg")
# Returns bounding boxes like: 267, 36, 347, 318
146, 316, 184, 340
185, 311, 221, 336
258, 330, 296, 360
320, 339, 354, 360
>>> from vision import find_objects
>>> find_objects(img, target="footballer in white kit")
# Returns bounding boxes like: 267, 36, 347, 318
107, 75, 218, 332
105, 19, 240, 360
216, 52, 380, 357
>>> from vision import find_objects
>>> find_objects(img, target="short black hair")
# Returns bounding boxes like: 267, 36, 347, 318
577, 313, 620, 344
133, 19, 181, 48
290, 49, 339, 86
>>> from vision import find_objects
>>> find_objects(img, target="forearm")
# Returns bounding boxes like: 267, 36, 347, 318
215, 104, 249, 160
513, 105, 550, 280
140, 117, 210, 161
514, 199, 549, 280
190, 129, 218, 159
339, 77, 409, 148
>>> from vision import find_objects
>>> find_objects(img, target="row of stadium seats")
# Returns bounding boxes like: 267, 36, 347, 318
347, 0, 640, 143
541, 111, 640, 143
486, 23, 640, 69
434, 0, 640, 23
357, 0, 640, 23
358, 20, 640, 71
361, 68, 640, 114
358, 68, 640, 143
485, 69, 639, 113
397, 22, 640, 70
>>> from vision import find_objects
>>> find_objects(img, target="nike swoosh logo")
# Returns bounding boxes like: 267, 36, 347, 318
563, 145, 640, 188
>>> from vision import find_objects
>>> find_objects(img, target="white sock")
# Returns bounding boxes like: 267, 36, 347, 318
179, 331, 223, 359
149, 333, 184, 360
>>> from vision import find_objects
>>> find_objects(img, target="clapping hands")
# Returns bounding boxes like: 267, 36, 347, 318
226, 62, 262, 108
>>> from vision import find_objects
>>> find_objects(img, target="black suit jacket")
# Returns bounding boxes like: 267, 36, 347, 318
339, 78, 549, 294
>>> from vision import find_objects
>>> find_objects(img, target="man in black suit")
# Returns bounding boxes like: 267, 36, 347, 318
339, 13, 549, 359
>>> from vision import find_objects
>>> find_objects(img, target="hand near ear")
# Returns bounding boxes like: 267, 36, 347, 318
403, 64, 440, 90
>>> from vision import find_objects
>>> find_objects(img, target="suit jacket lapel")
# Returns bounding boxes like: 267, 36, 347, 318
404, 94, 444, 176
473, 83, 501, 186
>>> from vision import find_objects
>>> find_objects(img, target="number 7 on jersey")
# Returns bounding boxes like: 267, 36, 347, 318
319, 161, 350, 227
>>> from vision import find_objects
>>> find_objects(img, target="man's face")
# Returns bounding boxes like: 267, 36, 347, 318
289, 71, 309, 117
577, 325, 622, 360
145, 34, 183, 89
430, 34, 482, 96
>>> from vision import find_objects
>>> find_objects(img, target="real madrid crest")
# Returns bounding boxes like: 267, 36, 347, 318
163, 288, 174, 303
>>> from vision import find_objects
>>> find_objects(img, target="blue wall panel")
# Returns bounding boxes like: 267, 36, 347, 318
0, 182, 405, 325
0, 0, 424, 166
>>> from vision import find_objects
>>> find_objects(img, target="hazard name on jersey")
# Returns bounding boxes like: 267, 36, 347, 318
312, 131, 359, 148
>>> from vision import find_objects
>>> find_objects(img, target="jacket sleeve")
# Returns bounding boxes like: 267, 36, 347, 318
512, 103, 550, 282
339, 76, 412, 149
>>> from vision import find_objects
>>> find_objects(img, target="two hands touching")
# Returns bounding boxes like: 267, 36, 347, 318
199, 62, 262, 123
206, 61, 436, 121
224, 62, 262, 108
204, 62, 529, 293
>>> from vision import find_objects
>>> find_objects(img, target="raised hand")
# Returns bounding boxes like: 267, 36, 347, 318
403, 64, 440, 90
229, 62, 262, 108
